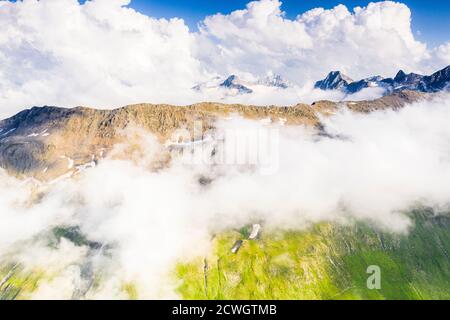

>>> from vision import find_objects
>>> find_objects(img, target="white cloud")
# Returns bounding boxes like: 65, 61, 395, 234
197, 0, 438, 82
0, 0, 203, 117
0, 0, 449, 115
434, 41, 450, 66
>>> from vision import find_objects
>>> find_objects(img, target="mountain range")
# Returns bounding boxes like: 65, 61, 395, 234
192, 74, 290, 95
192, 65, 450, 98
315, 65, 450, 95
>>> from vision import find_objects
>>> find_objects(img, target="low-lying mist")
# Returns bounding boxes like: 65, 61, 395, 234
1, 95, 450, 299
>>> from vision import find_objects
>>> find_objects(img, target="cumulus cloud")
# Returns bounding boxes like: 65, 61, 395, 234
0, 0, 203, 117
434, 42, 450, 66
197, 0, 446, 82
1, 95, 450, 298
0, 0, 449, 117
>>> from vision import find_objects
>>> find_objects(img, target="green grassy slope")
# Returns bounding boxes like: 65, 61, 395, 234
175, 210, 450, 300
1, 210, 449, 300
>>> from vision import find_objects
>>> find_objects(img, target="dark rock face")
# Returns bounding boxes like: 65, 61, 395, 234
314, 71, 353, 91
346, 76, 385, 94
392, 71, 424, 90
0, 106, 77, 134
394, 70, 407, 82
0, 140, 46, 174
220, 75, 253, 94
314, 65, 450, 95
0, 106, 76, 175
418, 65, 450, 92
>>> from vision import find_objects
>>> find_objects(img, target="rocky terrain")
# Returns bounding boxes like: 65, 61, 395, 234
0, 90, 425, 181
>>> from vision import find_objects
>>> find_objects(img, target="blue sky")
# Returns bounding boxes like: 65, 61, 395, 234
127, 0, 450, 47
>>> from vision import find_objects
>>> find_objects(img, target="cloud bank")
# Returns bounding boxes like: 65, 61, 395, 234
1, 95, 450, 298
0, 0, 449, 117
197, 0, 432, 81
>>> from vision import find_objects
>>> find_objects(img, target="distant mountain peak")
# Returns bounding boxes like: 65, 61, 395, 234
331, 71, 352, 80
193, 73, 290, 96
314, 71, 353, 90
220, 75, 239, 87
258, 74, 290, 89
219, 75, 253, 94
394, 70, 407, 82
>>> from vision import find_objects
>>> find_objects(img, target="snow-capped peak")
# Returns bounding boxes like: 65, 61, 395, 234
257, 74, 290, 89
192, 73, 290, 96
314, 71, 353, 90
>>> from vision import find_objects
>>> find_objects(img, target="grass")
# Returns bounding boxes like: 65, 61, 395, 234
0, 264, 44, 300
175, 211, 450, 300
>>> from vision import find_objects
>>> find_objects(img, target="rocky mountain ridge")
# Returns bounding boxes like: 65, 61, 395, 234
315, 65, 450, 95
193, 65, 449, 98
0, 90, 426, 180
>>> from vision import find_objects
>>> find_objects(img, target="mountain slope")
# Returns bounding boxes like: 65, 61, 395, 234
0, 91, 425, 180
176, 210, 450, 300
1, 208, 448, 300
419, 65, 450, 92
